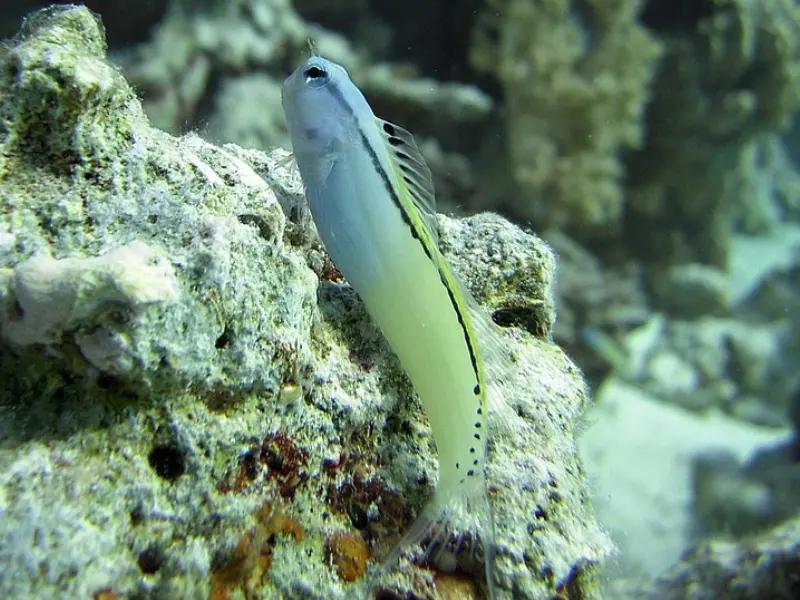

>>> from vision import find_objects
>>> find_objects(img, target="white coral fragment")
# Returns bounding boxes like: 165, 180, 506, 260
0, 241, 178, 348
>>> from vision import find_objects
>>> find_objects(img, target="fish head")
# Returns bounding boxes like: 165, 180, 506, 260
282, 56, 359, 155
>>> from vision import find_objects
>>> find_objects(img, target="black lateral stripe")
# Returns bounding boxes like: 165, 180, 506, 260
327, 83, 424, 245
326, 81, 482, 390
439, 269, 480, 380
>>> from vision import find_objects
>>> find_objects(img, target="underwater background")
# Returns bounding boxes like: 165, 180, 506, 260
0, 1, 798, 599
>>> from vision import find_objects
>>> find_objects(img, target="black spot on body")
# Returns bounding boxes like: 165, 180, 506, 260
467, 469, 475, 476
473, 384, 480, 395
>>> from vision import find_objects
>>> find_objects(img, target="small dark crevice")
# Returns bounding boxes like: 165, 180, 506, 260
148, 442, 186, 481
640, 0, 715, 33
137, 545, 165, 574
238, 213, 275, 242
491, 304, 551, 338
215, 326, 230, 349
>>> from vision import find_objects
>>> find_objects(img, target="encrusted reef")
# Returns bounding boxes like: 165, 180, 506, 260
472, 0, 662, 230
0, 6, 611, 599
628, 514, 800, 600
627, 0, 800, 271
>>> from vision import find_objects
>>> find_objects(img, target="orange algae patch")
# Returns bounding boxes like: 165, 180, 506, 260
324, 531, 371, 582
210, 503, 305, 600
435, 573, 479, 600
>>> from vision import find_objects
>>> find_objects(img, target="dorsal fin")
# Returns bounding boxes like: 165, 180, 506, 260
376, 117, 439, 242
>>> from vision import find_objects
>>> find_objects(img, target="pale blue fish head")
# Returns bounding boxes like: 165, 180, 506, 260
281, 56, 367, 156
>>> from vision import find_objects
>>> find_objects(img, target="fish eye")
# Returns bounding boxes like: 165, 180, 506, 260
304, 63, 330, 87
305, 66, 324, 79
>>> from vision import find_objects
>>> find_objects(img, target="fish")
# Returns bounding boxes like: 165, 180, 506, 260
282, 55, 499, 598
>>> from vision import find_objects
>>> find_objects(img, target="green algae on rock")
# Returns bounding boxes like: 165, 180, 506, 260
0, 6, 611, 599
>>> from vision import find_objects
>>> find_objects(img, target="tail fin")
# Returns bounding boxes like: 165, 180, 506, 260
367, 481, 497, 599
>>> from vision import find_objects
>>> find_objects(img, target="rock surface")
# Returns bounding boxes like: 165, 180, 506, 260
0, 6, 611, 599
